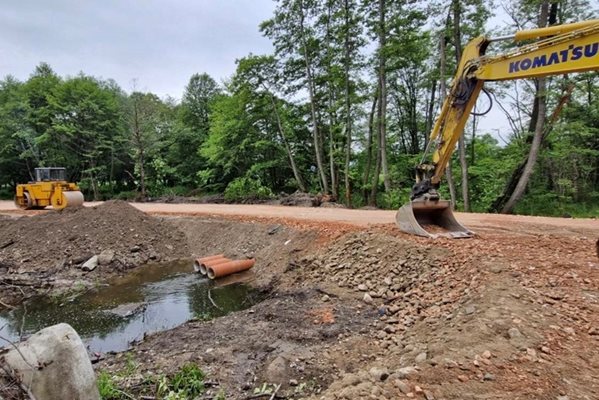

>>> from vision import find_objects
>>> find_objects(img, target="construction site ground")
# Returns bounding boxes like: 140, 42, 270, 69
0, 200, 598, 400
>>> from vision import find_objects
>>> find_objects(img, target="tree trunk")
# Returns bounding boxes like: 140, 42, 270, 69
378, 0, 390, 192
298, 0, 329, 194
363, 90, 378, 204
343, 0, 353, 207
269, 93, 306, 192
490, 81, 573, 212
133, 100, 146, 200
501, 2, 550, 214
370, 109, 382, 207
439, 31, 457, 207
452, 0, 470, 211
325, 3, 338, 199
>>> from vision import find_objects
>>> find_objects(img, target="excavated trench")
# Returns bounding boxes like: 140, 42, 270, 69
0, 204, 319, 356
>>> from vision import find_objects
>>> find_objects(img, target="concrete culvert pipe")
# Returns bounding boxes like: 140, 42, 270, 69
193, 254, 225, 273
207, 259, 256, 280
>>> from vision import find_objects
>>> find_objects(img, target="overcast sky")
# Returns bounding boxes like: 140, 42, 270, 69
0, 0, 275, 99
0, 0, 523, 137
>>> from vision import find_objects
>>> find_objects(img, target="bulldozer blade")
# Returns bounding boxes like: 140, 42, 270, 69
396, 199, 473, 239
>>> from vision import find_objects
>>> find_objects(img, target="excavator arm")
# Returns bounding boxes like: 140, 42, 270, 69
397, 19, 599, 238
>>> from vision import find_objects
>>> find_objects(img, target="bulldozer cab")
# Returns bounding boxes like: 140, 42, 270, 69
35, 167, 66, 182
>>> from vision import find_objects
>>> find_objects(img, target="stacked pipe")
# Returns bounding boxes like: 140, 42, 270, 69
194, 254, 255, 279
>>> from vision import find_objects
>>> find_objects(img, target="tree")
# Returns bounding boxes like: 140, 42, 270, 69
128, 92, 168, 199
234, 55, 307, 192
181, 73, 220, 136
43, 75, 125, 200
261, 0, 330, 193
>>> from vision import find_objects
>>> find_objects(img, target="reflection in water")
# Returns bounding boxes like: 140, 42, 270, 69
0, 261, 261, 353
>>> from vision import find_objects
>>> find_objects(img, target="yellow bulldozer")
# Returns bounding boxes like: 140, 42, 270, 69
14, 167, 84, 210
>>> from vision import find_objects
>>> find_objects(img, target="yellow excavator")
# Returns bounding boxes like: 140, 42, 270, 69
397, 19, 599, 238
14, 167, 84, 210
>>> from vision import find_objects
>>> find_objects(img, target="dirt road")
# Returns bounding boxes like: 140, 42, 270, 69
0, 200, 596, 236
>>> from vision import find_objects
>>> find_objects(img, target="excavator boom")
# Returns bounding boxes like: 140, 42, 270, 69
396, 19, 599, 238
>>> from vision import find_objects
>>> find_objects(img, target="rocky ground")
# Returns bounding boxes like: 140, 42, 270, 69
1, 204, 598, 399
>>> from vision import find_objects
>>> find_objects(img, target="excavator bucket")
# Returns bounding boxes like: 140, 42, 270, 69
396, 199, 473, 239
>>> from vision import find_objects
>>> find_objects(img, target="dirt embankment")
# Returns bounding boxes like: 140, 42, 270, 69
0, 201, 188, 304
101, 218, 599, 400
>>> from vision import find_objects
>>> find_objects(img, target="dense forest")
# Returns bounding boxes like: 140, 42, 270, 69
0, 0, 597, 216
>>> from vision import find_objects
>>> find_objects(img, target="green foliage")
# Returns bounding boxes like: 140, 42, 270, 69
98, 363, 208, 400
97, 372, 121, 400
1, 5, 598, 217
224, 177, 273, 203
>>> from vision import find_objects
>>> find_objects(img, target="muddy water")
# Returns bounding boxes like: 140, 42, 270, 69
0, 261, 260, 353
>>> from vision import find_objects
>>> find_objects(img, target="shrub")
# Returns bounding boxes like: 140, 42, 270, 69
224, 177, 273, 203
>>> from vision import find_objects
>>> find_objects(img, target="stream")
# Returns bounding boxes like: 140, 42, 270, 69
0, 261, 261, 353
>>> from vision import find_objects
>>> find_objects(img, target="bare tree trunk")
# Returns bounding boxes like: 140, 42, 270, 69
133, 99, 146, 200
363, 90, 378, 204
325, 3, 338, 199
424, 79, 437, 150
343, 0, 353, 207
452, 0, 470, 211
378, 0, 390, 192
298, 0, 329, 194
269, 93, 306, 192
439, 31, 457, 207
501, 2, 550, 214
370, 108, 382, 207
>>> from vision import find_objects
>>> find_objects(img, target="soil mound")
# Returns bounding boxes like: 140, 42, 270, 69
0, 200, 188, 273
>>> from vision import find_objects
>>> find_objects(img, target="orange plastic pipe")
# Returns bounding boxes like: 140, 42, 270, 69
200, 257, 232, 275
207, 259, 256, 280
193, 254, 225, 273
193, 254, 226, 274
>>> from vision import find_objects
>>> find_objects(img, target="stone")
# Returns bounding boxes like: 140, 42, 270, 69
443, 358, 458, 368
289, 379, 298, 386
424, 390, 435, 400
265, 356, 289, 384
415, 352, 427, 363
81, 255, 98, 271
3, 323, 100, 400
457, 375, 468, 382
464, 305, 476, 315
563, 327, 575, 335
98, 249, 115, 265
369, 366, 389, 381
322, 294, 330, 302
130, 245, 141, 253
395, 366, 418, 379
394, 380, 411, 394
483, 373, 495, 381
508, 327, 522, 339
482, 350, 492, 359
363, 293, 373, 304
105, 302, 146, 318
358, 284, 368, 291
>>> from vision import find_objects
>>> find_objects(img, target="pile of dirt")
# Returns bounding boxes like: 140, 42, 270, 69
279, 191, 345, 208
0, 200, 188, 274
